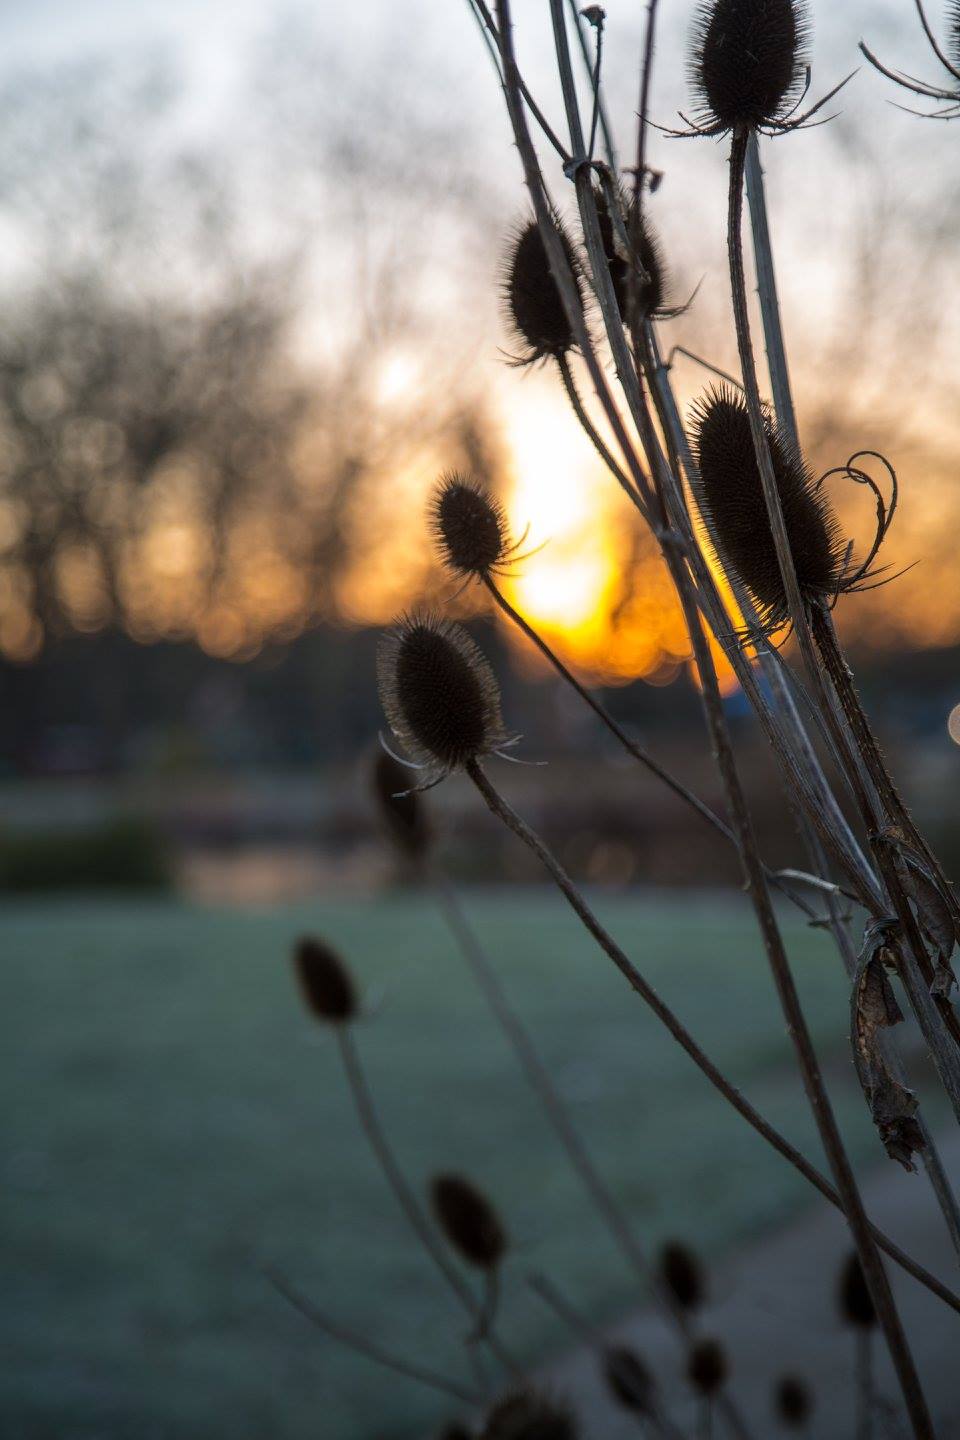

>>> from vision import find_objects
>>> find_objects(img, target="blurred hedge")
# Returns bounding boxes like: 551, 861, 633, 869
0, 816, 173, 893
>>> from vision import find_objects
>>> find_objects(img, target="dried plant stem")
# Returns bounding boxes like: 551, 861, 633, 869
556, 354, 637, 502
725, 128, 933, 1437
335, 1028, 518, 1374
430, 867, 650, 1284
265, 1266, 483, 1405
463, 758, 960, 1318
744, 141, 960, 1257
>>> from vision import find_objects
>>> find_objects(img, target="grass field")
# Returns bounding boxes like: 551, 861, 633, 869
0, 886, 923, 1439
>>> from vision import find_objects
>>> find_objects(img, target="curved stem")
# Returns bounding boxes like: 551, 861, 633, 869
265, 1266, 482, 1406
463, 759, 960, 1320
336, 1027, 518, 1375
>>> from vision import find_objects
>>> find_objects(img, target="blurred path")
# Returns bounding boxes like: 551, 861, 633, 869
544, 1129, 960, 1437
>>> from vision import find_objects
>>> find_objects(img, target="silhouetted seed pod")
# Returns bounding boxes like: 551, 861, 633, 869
430, 473, 508, 578
603, 1345, 654, 1414
437, 1425, 474, 1440
377, 615, 512, 781
481, 1391, 578, 1440
951, 2, 960, 72
372, 750, 431, 860
595, 187, 667, 321
430, 1173, 507, 1270
690, 0, 810, 133
293, 936, 356, 1023
658, 1240, 706, 1312
690, 385, 843, 629
838, 1252, 876, 1329
775, 1374, 813, 1428
502, 217, 582, 367
687, 1338, 728, 1396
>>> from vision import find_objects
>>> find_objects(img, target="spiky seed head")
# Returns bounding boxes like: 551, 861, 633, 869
481, 1391, 578, 1440
502, 216, 582, 367
775, 1375, 813, 1428
687, 1338, 728, 1396
430, 1172, 507, 1270
595, 187, 667, 321
372, 750, 431, 860
838, 1252, 876, 1329
658, 1240, 706, 1312
690, 0, 810, 133
603, 1346, 654, 1414
430, 473, 508, 578
690, 385, 843, 629
949, 2, 960, 73
377, 615, 511, 781
437, 1426, 473, 1440
293, 935, 357, 1023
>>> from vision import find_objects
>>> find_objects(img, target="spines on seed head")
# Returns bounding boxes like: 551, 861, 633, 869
690, 384, 843, 629
690, 0, 810, 133
377, 614, 511, 781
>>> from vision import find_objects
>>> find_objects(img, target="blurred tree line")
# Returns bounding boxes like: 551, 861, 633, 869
0, 26, 509, 768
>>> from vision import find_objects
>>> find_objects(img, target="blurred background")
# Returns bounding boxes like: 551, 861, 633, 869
1, 0, 959, 1436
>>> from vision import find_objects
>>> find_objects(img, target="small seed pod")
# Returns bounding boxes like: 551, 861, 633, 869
690, 0, 810, 133
430, 473, 508, 579
687, 1337, 728, 1396
481, 1391, 578, 1440
690, 385, 843, 630
838, 1252, 876, 1329
437, 1425, 473, 1440
377, 614, 513, 784
595, 186, 668, 322
502, 216, 582, 367
293, 935, 357, 1024
372, 749, 431, 860
603, 1346, 654, 1415
658, 1240, 706, 1312
430, 1173, 507, 1271
775, 1374, 813, 1428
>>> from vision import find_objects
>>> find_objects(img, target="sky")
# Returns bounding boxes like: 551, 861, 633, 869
0, 0, 957, 679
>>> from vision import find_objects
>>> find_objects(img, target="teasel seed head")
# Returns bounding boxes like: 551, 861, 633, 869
372, 749, 431, 860
690, 385, 844, 630
481, 1391, 578, 1440
838, 1252, 876, 1329
377, 614, 513, 784
687, 1337, 729, 1396
437, 1425, 473, 1440
595, 186, 668, 322
603, 1345, 654, 1414
951, 2, 960, 73
430, 1172, 507, 1271
690, 0, 810, 133
502, 215, 583, 368
775, 1374, 813, 1428
293, 935, 357, 1024
658, 1240, 706, 1312
430, 473, 509, 579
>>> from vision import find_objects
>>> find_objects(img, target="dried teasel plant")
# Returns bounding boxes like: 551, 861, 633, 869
774, 1373, 814, 1432
279, 1, 960, 1433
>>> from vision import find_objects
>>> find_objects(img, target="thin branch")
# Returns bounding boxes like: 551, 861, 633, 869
265, 1266, 483, 1405
336, 1027, 518, 1374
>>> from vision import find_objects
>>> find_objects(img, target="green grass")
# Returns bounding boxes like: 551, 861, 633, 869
0, 887, 908, 1439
